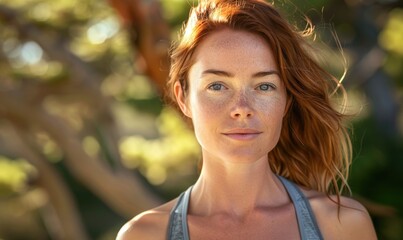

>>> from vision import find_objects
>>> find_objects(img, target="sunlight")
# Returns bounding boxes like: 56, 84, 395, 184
20, 41, 43, 65
87, 17, 119, 44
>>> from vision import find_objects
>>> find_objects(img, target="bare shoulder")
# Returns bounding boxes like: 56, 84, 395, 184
116, 199, 177, 240
302, 188, 377, 240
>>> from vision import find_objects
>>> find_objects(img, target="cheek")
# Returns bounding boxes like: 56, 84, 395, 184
188, 96, 217, 149
189, 94, 225, 142
190, 93, 224, 120
257, 94, 286, 116
259, 97, 287, 134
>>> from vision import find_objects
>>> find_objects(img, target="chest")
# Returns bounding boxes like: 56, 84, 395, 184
187, 205, 300, 240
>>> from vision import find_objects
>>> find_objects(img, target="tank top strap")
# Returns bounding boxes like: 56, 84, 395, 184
277, 176, 324, 240
167, 177, 323, 240
166, 185, 192, 240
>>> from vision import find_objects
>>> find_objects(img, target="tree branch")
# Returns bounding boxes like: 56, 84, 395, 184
0, 89, 162, 218
108, 0, 170, 95
3, 124, 90, 240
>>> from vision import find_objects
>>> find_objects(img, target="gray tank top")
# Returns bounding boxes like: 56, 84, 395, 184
167, 176, 324, 240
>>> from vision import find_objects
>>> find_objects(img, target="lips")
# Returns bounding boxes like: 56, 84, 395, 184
222, 128, 262, 140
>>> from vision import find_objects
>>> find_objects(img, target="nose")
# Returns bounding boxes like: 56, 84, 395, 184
230, 91, 254, 119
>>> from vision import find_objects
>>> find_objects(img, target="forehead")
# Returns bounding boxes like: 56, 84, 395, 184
191, 28, 277, 70
200, 29, 266, 49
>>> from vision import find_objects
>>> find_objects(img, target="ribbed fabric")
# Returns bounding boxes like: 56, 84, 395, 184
167, 186, 192, 240
167, 176, 323, 240
278, 176, 324, 240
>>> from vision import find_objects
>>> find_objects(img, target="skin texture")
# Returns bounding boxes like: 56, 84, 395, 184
116, 29, 377, 240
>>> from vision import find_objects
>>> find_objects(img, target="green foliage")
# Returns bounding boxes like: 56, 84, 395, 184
0, 157, 36, 196
379, 8, 403, 56
380, 8, 403, 87
161, 0, 197, 28
120, 107, 200, 186
349, 117, 403, 240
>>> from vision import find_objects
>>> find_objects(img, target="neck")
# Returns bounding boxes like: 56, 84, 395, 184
191, 155, 286, 219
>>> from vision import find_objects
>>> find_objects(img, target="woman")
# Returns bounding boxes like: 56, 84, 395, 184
117, 0, 377, 239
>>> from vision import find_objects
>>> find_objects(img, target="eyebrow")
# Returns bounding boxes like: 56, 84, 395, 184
201, 69, 279, 78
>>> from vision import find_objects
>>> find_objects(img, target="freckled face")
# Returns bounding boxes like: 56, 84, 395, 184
175, 29, 287, 163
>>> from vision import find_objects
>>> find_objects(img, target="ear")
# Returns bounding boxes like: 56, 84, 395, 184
174, 81, 192, 118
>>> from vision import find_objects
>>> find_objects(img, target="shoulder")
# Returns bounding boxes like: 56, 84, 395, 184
302, 189, 377, 240
116, 199, 177, 240
333, 196, 377, 239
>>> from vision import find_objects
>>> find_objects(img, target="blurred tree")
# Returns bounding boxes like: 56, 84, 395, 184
0, 0, 401, 239
0, 0, 171, 239
107, 0, 171, 94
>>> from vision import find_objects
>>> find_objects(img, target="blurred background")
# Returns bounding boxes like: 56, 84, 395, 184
0, 0, 402, 239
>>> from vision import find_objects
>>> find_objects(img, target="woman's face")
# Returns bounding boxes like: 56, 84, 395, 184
175, 29, 287, 164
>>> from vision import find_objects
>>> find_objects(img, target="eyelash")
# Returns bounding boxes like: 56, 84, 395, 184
207, 82, 276, 91
257, 83, 276, 91
207, 83, 227, 91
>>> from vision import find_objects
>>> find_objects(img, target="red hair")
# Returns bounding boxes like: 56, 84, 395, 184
167, 0, 352, 197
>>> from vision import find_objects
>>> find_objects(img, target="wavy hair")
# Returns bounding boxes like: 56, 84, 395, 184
166, 0, 352, 198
